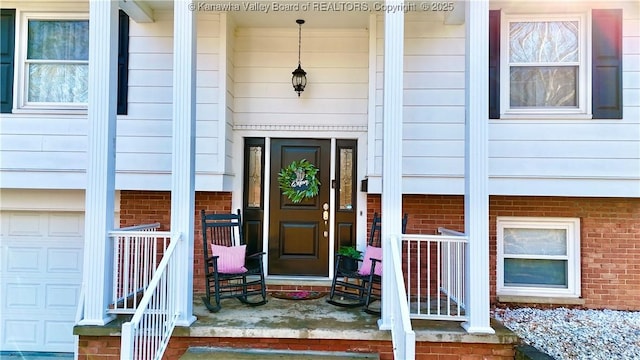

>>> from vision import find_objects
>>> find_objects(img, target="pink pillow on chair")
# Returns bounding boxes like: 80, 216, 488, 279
210, 244, 248, 273
358, 245, 382, 276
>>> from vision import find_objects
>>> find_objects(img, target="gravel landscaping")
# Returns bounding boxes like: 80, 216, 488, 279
493, 307, 640, 360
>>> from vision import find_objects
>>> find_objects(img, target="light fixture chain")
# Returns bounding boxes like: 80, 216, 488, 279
298, 23, 302, 66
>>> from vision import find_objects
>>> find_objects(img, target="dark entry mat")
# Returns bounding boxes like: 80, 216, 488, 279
270, 291, 326, 300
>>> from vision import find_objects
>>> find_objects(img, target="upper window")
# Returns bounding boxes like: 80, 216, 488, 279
19, 13, 89, 110
501, 14, 587, 117
497, 217, 581, 298
1, 10, 129, 114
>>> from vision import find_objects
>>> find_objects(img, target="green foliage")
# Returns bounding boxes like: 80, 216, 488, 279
338, 246, 362, 260
277, 159, 321, 203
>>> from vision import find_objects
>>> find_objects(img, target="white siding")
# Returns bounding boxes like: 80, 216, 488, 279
0, 8, 225, 191
372, 11, 466, 192
233, 27, 369, 128
488, 1, 640, 197
370, 3, 640, 197
122, 11, 223, 190
120, 7, 173, 191
1, 2, 638, 198
0, 189, 86, 211
0, 1, 90, 188
0, 113, 89, 189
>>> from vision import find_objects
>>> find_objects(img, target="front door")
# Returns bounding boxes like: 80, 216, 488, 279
268, 139, 331, 276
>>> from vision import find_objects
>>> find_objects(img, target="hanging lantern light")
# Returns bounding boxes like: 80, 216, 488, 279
292, 19, 307, 97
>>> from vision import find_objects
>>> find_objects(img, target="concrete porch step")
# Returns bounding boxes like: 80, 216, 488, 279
180, 347, 380, 360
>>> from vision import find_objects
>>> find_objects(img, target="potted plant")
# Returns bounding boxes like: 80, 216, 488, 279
337, 246, 362, 272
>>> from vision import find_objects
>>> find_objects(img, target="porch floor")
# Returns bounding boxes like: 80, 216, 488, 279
74, 293, 519, 345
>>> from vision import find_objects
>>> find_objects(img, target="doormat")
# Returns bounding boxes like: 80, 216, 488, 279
270, 291, 326, 301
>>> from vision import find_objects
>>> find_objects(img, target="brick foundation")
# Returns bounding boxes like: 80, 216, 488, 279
77, 335, 515, 360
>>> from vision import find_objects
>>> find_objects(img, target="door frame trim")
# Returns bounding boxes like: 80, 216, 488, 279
232, 131, 369, 280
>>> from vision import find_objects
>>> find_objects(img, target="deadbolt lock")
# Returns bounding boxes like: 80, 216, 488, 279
322, 203, 329, 221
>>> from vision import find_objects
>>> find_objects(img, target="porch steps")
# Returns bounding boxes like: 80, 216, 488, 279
180, 347, 380, 360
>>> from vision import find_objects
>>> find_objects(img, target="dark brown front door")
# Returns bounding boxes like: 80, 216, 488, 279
268, 139, 331, 276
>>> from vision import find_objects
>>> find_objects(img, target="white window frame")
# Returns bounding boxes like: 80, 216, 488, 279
15, 12, 89, 113
500, 13, 591, 119
497, 217, 581, 298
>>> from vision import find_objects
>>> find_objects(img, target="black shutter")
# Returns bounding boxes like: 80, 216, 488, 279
488, 10, 500, 119
117, 10, 129, 115
0, 9, 15, 113
592, 9, 622, 119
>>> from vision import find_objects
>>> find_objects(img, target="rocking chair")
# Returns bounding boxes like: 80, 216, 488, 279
201, 209, 267, 312
327, 212, 408, 315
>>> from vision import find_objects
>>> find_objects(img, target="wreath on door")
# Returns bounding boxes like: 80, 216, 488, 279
277, 159, 321, 203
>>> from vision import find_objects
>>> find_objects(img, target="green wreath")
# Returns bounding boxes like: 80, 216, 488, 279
277, 159, 321, 203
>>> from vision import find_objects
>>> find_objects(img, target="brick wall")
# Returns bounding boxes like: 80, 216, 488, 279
119, 190, 232, 229
119, 190, 172, 230
368, 194, 640, 310
367, 195, 465, 235
78, 335, 515, 360
78, 336, 121, 359
119, 190, 232, 294
490, 196, 640, 310
120, 191, 640, 310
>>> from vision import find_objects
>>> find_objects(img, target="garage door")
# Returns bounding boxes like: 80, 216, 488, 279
0, 211, 84, 353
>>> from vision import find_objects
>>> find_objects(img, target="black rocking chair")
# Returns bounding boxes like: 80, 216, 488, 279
327, 212, 408, 315
201, 209, 267, 312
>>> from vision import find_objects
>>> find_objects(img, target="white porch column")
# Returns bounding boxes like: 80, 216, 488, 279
79, 0, 118, 326
171, 0, 197, 326
463, 0, 494, 334
379, 0, 404, 331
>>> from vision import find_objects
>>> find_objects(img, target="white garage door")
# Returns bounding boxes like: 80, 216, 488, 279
0, 211, 84, 353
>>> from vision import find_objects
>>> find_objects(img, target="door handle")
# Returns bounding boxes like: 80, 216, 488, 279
322, 203, 329, 238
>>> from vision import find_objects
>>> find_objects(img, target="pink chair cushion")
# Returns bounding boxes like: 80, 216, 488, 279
358, 245, 382, 276
210, 244, 248, 273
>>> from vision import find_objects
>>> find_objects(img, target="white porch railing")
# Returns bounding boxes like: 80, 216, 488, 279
387, 235, 416, 360
437, 227, 467, 310
109, 223, 169, 314
402, 229, 468, 321
120, 232, 182, 360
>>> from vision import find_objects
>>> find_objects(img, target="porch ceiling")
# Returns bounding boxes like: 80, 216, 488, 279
144, 0, 372, 28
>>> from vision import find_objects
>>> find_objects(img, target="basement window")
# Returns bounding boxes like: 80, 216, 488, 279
497, 217, 581, 298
